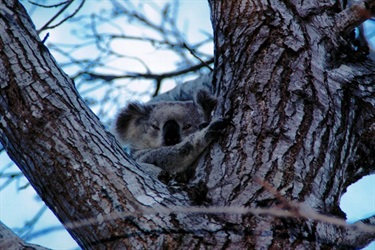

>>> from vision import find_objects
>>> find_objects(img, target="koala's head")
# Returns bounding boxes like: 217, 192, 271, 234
114, 90, 217, 151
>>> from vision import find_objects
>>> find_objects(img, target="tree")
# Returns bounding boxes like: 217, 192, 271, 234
1, 0, 375, 249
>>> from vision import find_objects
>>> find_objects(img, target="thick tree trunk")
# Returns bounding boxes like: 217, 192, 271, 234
205, 0, 375, 248
0, 0, 375, 249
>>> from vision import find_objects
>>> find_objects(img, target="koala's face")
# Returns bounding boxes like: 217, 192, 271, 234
144, 102, 204, 148
115, 101, 208, 151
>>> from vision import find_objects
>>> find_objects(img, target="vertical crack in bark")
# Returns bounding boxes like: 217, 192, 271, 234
321, 87, 355, 216
283, 90, 314, 192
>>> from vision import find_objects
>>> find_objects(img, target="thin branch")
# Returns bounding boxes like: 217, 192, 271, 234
336, 0, 375, 34
37, 0, 74, 33
85, 58, 214, 82
37, 0, 86, 34
46, 0, 85, 31
181, 42, 213, 71
51, 201, 375, 243
18, 206, 48, 240
29, 0, 71, 8
0, 172, 24, 191
153, 79, 162, 97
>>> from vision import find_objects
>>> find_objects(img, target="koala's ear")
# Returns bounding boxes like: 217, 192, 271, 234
115, 102, 152, 137
195, 89, 217, 121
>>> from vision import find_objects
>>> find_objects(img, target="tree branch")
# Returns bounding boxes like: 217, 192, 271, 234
336, 0, 375, 34
0, 1, 191, 247
0, 221, 51, 250
84, 58, 213, 82
315, 214, 375, 249
37, 0, 86, 34
327, 60, 375, 188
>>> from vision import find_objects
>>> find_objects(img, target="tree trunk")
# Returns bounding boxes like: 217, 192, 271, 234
0, 0, 375, 249
206, 0, 375, 248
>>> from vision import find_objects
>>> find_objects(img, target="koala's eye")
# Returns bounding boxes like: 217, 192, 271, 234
151, 124, 160, 130
183, 124, 192, 130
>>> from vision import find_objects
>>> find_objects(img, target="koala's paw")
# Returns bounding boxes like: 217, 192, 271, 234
205, 118, 232, 140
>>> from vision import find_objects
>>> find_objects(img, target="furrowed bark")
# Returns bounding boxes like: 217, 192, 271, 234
205, 0, 375, 248
0, 1, 189, 248
1, 0, 374, 249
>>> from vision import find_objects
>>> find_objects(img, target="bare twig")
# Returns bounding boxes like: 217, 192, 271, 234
50, 202, 375, 237
19, 206, 48, 240
37, 0, 85, 34
29, 0, 71, 8
84, 58, 214, 82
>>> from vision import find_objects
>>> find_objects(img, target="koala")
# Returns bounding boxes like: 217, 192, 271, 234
113, 90, 228, 175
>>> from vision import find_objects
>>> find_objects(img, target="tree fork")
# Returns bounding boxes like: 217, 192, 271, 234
0, 0, 375, 249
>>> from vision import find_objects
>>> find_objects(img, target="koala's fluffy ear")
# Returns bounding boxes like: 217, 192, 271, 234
115, 102, 152, 142
195, 89, 217, 121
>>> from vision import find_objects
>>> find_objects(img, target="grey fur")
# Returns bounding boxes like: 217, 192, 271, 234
113, 90, 228, 174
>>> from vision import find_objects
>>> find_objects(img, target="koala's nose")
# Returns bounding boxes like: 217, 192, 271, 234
163, 120, 181, 146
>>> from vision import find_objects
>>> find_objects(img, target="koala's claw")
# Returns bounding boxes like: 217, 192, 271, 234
206, 118, 232, 140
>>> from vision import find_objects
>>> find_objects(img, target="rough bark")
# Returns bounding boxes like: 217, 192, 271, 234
206, 0, 375, 248
0, 0, 375, 249
0, 1, 179, 248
